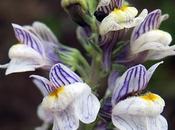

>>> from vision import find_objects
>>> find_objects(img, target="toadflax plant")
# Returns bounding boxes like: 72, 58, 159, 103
1, 0, 174, 130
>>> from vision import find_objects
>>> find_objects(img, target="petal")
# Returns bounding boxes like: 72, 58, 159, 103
99, 7, 139, 35
37, 104, 53, 123
112, 93, 166, 130
75, 92, 100, 123
112, 114, 167, 130
32, 21, 59, 44
131, 9, 162, 42
146, 61, 163, 85
131, 30, 172, 54
30, 75, 56, 96
146, 47, 175, 60
49, 63, 83, 88
112, 93, 165, 117
4, 44, 45, 75
95, 0, 123, 21
12, 23, 45, 56
52, 106, 79, 130
112, 64, 147, 105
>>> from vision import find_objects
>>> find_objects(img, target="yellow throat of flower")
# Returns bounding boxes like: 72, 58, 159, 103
113, 6, 128, 13
49, 87, 65, 98
140, 92, 160, 102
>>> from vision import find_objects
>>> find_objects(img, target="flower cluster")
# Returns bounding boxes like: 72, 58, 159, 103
1, 0, 174, 130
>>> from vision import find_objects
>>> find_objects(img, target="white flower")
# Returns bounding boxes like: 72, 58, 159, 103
0, 22, 60, 75
111, 62, 168, 130
130, 9, 174, 61
30, 63, 100, 130
97, 0, 148, 35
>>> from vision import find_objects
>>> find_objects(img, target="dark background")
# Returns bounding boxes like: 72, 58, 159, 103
0, 0, 175, 130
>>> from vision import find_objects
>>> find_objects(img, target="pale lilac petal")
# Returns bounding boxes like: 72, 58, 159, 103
112, 64, 147, 105
32, 22, 59, 44
75, 92, 100, 123
146, 61, 163, 84
30, 75, 55, 96
53, 106, 79, 130
12, 23, 45, 56
49, 63, 83, 87
131, 9, 161, 42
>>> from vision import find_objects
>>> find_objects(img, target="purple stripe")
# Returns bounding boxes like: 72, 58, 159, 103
51, 72, 62, 87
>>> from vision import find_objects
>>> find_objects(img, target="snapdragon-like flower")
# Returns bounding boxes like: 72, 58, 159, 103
130, 9, 174, 61
30, 63, 100, 130
111, 62, 168, 130
0, 22, 60, 75
95, 0, 148, 35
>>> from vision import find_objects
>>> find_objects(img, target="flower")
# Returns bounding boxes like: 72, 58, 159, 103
111, 62, 168, 130
129, 9, 174, 61
96, 0, 148, 35
94, 0, 147, 71
30, 63, 100, 130
0, 22, 60, 75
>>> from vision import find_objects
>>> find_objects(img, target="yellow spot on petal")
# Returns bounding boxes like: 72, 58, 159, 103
49, 87, 64, 98
140, 92, 159, 102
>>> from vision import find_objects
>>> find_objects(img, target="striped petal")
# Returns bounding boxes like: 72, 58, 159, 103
95, 0, 123, 21
75, 92, 100, 123
30, 75, 56, 96
112, 64, 147, 105
53, 106, 79, 130
131, 9, 162, 42
49, 63, 83, 88
12, 23, 45, 56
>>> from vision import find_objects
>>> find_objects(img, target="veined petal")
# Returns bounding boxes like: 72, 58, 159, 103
112, 93, 166, 130
112, 93, 165, 116
95, 0, 123, 21
112, 115, 167, 130
53, 106, 79, 130
131, 9, 162, 42
112, 64, 147, 105
146, 47, 175, 60
42, 82, 89, 111
131, 30, 172, 54
99, 7, 144, 35
12, 23, 45, 56
49, 63, 83, 88
146, 61, 163, 85
37, 104, 53, 123
30, 75, 56, 96
32, 22, 59, 44
4, 44, 45, 75
75, 92, 100, 123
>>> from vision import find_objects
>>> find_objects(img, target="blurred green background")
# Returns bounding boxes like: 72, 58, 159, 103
0, 0, 175, 130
